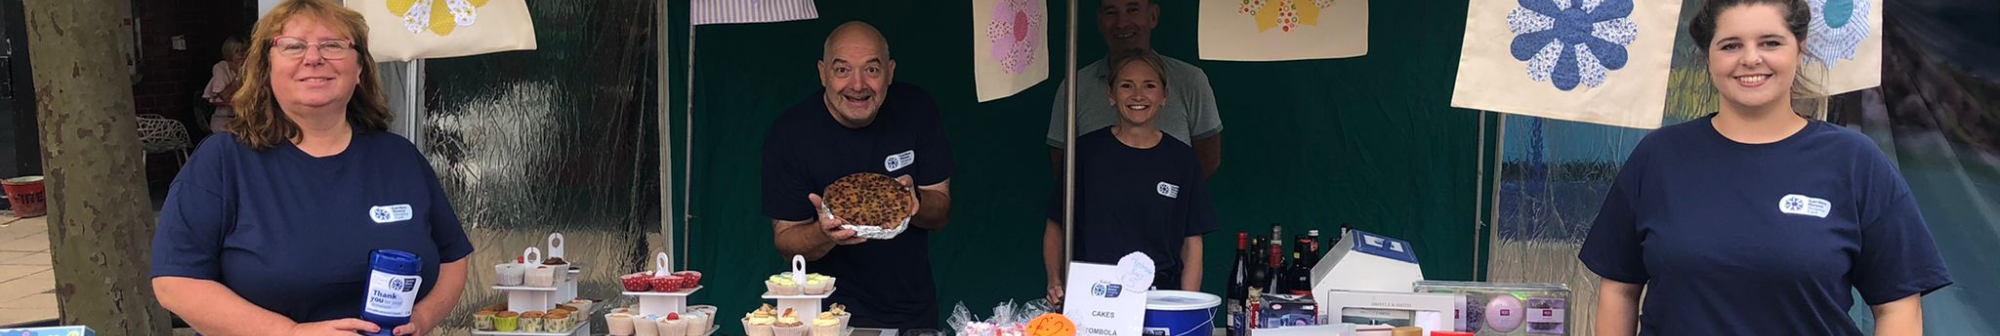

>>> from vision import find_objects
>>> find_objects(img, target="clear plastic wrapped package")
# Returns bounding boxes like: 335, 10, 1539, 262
1412, 281, 1571, 336
951, 300, 1041, 336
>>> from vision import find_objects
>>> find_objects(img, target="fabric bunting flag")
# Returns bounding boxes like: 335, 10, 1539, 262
350, 0, 539, 62
694, 0, 820, 26
1802, 0, 1882, 95
974, 0, 1050, 102
1450, 0, 1683, 129
1197, 0, 1370, 61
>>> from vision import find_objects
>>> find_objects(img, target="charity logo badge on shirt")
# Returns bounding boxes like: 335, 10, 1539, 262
370, 204, 415, 224
1156, 182, 1180, 199
1778, 194, 1832, 218
884, 150, 916, 172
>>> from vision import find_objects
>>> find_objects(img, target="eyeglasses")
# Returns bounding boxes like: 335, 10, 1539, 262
271, 37, 355, 60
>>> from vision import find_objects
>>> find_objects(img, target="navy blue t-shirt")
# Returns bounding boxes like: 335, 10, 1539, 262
761, 82, 953, 329
1580, 114, 1951, 335
151, 130, 474, 325
1047, 127, 1217, 290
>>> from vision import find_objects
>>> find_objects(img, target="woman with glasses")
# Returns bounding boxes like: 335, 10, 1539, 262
149, 1, 472, 335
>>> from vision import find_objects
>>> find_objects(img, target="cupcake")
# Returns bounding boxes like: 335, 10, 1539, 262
765, 276, 800, 295
743, 304, 779, 336
496, 263, 527, 286
473, 310, 497, 331
634, 315, 663, 336
607, 312, 637, 336
547, 260, 575, 282
811, 274, 837, 292
811, 312, 843, 336
773, 308, 807, 336
521, 311, 546, 332
622, 273, 654, 292
685, 311, 713, 336
495, 311, 521, 332
484, 303, 509, 313
565, 311, 583, 330
652, 275, 688, 292
803, 278, 830, 295
674, 271, 704, 288
689, 305, 719, 317
546, 311, 573, 332
828, 304, 851, 327
567, 299, 596, 314
659, 313, 690, 336
526, 266, 558, 287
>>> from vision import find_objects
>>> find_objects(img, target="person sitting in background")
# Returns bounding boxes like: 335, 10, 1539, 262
1044, 50, 1216, 308
203, 36, 248, 133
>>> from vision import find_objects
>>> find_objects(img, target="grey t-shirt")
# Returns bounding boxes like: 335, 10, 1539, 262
1047, 53, 1224, 148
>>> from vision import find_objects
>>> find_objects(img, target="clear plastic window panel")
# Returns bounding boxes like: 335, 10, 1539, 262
417, 0, 661, 334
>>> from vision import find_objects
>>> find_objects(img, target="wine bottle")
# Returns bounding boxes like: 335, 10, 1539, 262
1228, 232, 1249, 336
1267, 238, 1284, 295
1289, 235, 1314, 296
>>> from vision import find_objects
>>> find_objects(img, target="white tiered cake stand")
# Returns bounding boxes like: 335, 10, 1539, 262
617, 252, 719, 336
763, 256, 838, 323
475, 235, 591, 336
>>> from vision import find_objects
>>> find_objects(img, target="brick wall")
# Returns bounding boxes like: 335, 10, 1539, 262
133, 0, 254, 180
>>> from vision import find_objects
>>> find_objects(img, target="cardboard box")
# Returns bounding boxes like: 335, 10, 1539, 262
1308, 229, 1424, 315
1249, 324, 1393, 336
1412, 281, 1572, 336
1318, 290, 1457, 334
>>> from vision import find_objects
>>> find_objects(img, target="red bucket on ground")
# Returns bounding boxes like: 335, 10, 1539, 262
2, 176, 46, 218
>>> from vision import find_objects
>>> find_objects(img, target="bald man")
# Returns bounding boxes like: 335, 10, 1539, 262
762, 21, 953, 330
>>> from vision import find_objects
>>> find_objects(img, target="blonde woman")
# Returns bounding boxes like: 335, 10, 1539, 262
203, 36, 247, 133
1045, 51, 1216, 306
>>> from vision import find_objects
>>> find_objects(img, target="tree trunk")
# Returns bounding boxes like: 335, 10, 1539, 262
21, 0, 173, 335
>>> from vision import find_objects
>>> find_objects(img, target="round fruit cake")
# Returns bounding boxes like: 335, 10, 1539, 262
822, 172, 912, 229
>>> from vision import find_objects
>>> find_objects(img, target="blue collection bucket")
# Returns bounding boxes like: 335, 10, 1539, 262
1143, 290, 1221, 336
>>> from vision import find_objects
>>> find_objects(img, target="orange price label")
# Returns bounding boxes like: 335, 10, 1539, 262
1026, 313, 1077, 336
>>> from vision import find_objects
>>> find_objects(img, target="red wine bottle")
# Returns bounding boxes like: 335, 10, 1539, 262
1227, 232, 1249, 336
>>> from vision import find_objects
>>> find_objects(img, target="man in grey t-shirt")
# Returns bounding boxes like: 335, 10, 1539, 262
1049, 0, 1223, 179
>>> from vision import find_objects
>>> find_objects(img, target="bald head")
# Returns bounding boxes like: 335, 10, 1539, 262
823, 21, 891, 62
816, 21, 896, 129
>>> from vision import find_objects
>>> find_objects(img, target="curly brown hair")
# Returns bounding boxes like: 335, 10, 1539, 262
227, 0, 390, 150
